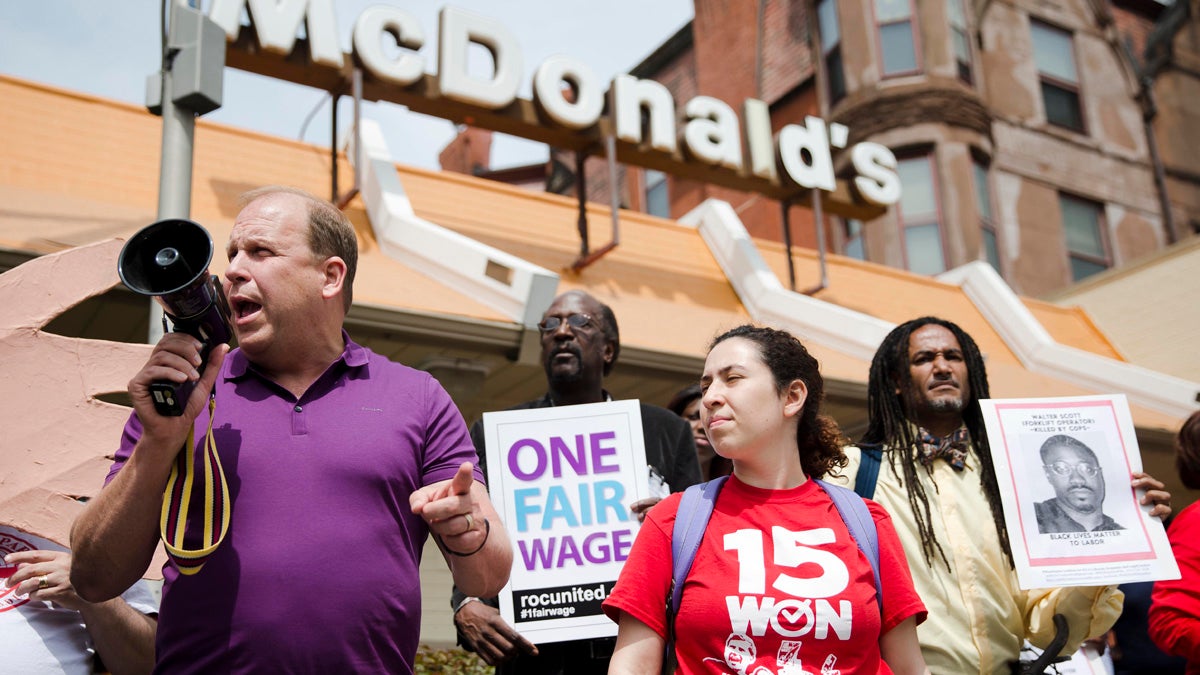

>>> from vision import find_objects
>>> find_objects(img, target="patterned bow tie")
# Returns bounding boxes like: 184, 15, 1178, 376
917, 427, 970, 471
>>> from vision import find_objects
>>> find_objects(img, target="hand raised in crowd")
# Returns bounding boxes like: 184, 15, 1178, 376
454, 600, 539, 666
5, 550, 88, 611
410, 463, 489, 554
1132, 471, 1172, 520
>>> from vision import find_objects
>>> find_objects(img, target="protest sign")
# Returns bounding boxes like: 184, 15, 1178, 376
482, 400, 651, 643
981, 394, 1179, 589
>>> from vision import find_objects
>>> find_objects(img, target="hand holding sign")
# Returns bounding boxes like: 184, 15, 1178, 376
411, 463, 488, 554
455, 600, 539, 665
629, 497, 661, 523
1132, 471, 1172, 520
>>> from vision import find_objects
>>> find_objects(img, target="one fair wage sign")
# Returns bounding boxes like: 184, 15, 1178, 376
483, 400, 651, 644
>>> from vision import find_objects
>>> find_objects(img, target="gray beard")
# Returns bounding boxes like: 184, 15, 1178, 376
928, 397, 965, 413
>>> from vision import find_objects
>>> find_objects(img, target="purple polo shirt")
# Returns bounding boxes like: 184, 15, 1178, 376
107, 334, 483, 674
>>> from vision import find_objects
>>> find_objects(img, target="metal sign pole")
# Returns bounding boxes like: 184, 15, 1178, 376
147, 0, 224, 343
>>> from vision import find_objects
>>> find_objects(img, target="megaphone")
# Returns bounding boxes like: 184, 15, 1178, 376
118, 219, 233, 417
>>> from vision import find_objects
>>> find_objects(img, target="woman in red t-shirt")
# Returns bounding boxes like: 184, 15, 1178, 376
1148, 410, 1200, 671
604, 325, 928, 674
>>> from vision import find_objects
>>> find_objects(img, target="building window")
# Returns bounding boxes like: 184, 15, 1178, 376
644, 169, 669, 218
875, 0, 920, 76
1031, 20, 1084, 133
1059, 193, 1109, 281
947, 0, 972, 84
896, 155, 945, 275
817, 0, 846, 105
843, 218, 866, 260
972, 160, 1000, 273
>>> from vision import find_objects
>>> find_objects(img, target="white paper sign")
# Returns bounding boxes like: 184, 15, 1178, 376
980, 394, 1179, 589
482, 400, 650, 644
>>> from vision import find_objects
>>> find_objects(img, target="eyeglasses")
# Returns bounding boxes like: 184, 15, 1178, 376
537, 313, 594, 334
1045, 462, 1100, 478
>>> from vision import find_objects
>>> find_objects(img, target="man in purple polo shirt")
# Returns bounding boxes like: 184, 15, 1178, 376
69, 186, 512, 673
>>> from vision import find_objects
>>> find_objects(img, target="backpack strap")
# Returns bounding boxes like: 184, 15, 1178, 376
854, 445, 883, 500
664, 475, 728, 670
815, 478, 882, 616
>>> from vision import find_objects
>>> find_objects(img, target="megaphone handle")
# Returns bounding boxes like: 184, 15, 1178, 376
149, 318, 217, 417
149, 379, 194, 417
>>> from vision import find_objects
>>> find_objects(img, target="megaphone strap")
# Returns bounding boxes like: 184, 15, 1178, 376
160, 395, 231, 575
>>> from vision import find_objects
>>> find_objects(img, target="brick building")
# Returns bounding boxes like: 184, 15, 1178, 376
444, 0, 1200, 298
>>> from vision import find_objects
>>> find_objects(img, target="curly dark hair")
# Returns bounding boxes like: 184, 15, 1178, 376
1177, 410, 1200, 490
859, 316, 1012, 570
710, 325, 847, 480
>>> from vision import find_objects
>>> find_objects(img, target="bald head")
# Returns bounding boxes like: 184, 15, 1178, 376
240, 186, 358, 311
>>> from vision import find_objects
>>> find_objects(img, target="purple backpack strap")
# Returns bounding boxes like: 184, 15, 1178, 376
664, 475, 728, 668
815, 478, 882, 615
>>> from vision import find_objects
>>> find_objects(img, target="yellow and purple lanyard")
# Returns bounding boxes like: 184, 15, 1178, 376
159, 395, 231, 575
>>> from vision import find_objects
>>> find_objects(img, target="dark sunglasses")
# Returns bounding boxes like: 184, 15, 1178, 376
537, 313, 593, 333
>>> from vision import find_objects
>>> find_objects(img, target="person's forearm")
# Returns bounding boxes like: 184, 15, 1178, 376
880, 616, 929, 675
449, 519, 513, 597
610, 613, 663, 675
78, 599, 157, 675
71, 440, 177, 601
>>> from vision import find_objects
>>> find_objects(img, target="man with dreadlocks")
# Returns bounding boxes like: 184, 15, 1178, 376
831, 316, 1172, 674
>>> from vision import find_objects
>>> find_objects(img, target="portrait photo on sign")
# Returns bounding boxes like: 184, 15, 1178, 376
1022, 431, 1133, 537
980, 394, 1177, 589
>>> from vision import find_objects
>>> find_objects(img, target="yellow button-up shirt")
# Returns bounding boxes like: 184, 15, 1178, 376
829, 445, 1122, 675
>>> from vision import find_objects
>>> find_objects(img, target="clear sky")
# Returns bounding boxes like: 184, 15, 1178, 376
0, 0, 693, 170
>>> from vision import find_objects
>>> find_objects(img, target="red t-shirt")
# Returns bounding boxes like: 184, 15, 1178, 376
1149, 501, 1200, 671
604, 476, 926, 674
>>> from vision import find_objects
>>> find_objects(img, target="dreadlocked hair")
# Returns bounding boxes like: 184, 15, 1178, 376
711, 325, 848, 479
859, 316, 1013, 571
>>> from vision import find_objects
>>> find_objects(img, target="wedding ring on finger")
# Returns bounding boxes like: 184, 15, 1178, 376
463, 513, 475, 534
38, 575, 49, 590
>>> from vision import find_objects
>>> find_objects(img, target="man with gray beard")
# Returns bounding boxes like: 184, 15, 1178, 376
830, 316, 1171, 674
